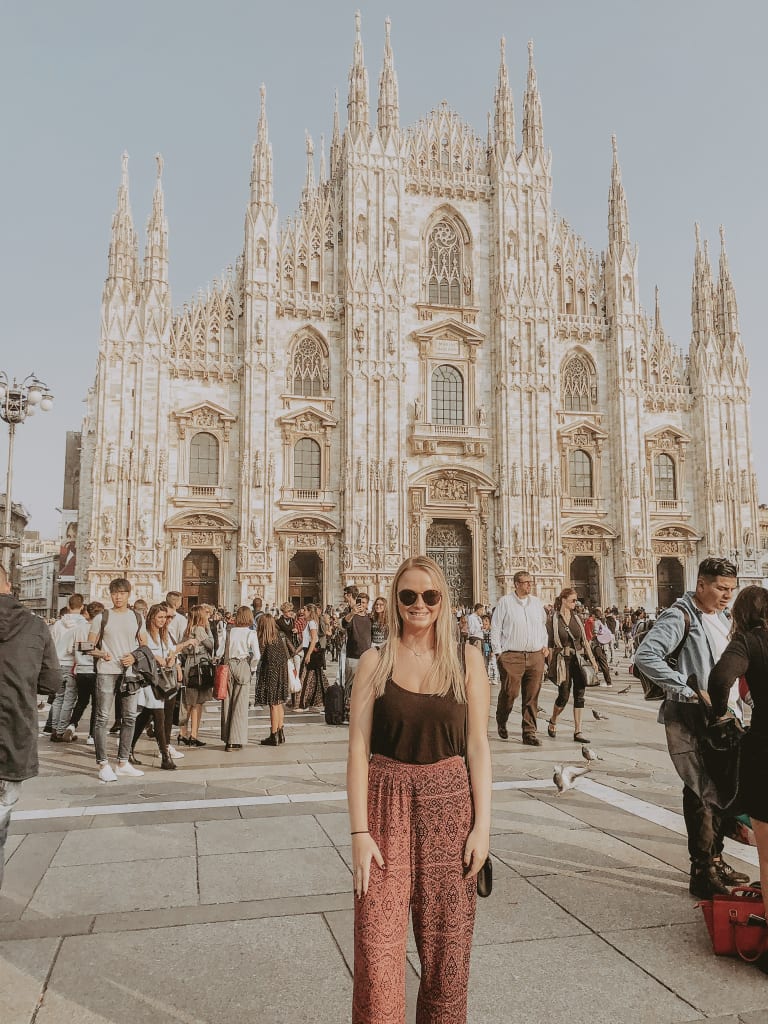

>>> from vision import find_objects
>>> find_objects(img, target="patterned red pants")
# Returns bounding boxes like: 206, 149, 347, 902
353, 755, 477, 1024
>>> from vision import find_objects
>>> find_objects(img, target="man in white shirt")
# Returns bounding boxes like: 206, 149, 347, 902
490, 570, 548, 746
164, 591, 188, 645
466, 603, 485, 648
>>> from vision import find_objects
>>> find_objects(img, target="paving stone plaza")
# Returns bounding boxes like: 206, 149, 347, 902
2, 657, 767, 1024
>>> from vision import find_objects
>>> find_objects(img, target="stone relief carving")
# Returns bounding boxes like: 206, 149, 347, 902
101, 508, 115, 546
429, 473, 469, 502
252, 452, 263, 488
386, 458, 396, 493
540, 463, 550, 497
356, 458, 365, 493
512, 524, 522, 554
138, 512, 151, 546
386, 519, 398, 552
142, 447, 153, 485
511, 464, 520, 497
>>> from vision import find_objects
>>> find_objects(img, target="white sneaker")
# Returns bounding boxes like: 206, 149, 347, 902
98, 763, 118, 783
86, 736, 95, 746
65, 725, 78, 741
167, 744, 184, 759
115, 762, 144, 777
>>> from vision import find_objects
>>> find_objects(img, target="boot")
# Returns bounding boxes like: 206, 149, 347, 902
277, 728, 285, 744
260, 732, 279, 746
713, 857, 750, 886
689, 863, 732, 899
160, 754, 177, 770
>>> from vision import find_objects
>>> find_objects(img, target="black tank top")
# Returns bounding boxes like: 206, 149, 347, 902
370, 677, 467, 765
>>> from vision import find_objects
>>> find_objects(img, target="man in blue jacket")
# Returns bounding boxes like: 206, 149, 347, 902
0, 563, 60, 888
634, 556, 748, 898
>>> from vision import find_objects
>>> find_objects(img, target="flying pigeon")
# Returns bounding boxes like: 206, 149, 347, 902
553, 763, 592, 795
592, 708, 608, 721
617, 684, 631, 694
582, 745, 602, 762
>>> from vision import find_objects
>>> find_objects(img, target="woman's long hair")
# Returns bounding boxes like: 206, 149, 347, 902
731, 585, 768, 635
257, 613, 279, 648
371, 596, 387, 626
183, 605, 207, 640
369, 555, 466, 702
146, 603, 169, 644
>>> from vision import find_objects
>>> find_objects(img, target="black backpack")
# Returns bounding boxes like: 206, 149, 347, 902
324, 682, 345, 726
632, 606, 691, 701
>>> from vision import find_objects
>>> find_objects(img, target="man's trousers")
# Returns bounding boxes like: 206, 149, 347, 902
495, 650, 545, 738
353, 755, 476, 1024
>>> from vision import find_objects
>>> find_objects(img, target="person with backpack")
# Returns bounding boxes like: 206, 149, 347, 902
87, 577, 148, 782
634, 556, 749, 899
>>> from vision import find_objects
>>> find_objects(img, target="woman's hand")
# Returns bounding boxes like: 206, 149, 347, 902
352, 833, 385, 898
463, 826, 490, 880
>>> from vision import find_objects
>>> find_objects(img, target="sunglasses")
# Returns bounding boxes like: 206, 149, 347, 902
397, 589, 442, 607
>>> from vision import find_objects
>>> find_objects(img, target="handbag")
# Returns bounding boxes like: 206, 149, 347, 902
151, 666, 178, 702
476, 855, 493, 898
578, 654, 597, 688
698, 887, 767, 961
213, 627, 231, 701
287, 659, 302, 694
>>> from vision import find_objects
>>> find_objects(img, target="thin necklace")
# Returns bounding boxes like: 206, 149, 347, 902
401, 641, 435, 659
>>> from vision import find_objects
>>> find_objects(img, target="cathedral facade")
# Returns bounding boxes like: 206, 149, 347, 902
76, 16, 761, 612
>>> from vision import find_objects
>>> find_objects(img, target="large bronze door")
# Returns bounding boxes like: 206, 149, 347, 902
182, 550, 219, 610
656, 557, 684, 609
569, 555, 601, 609
288, 550, 322, 609
426, 520, 473, 607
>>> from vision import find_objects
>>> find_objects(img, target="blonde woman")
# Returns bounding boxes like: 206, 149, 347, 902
347, 556, 492, 1024
298, 603, 324, 710
370, 596, 389, 649
180, 606, 214, 746
221, 606, 260, 751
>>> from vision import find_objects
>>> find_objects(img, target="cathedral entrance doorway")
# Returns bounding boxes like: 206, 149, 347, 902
569, 556, 600, 609
288, 550, 322, 609
426, 520, 473, 608
182, 550, 219, 610
656, 557, 684, 609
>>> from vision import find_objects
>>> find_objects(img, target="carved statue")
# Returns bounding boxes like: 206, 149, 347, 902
493, 525, 502, 549
356, 457, 365, 493
101, 509, 115, 545
250, 517, 262, 548
632, 527, 642, 557
543, 524, 554, 554
386, 329, 396, 355
386, 519, 398, 551
386, 458, 396, 493
512, 524, 522, 554
477, 405, 486, 426
414, 396, 423, 421
341, 543, 352, 570
370, 459, 382, 492
540, 463, 550, 497
253, 451, 263, 488
158, 451, 167, 481
142, 447, 153, 485
356, 516, 367, 549
552, 465, 561, 496
625, 347, 634, 374
138, 512, 151, 546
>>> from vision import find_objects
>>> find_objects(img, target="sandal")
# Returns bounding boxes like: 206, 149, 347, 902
547, 719, 557, 738
573, 732, 590, 743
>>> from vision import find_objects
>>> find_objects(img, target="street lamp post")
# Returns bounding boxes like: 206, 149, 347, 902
0, 372, 54, 576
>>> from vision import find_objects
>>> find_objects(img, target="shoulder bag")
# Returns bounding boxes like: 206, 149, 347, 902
214, 628, 231, 701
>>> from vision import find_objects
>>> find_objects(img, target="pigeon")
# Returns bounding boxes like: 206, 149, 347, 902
582, 745, 602, 762
617, 684, 631, 694
592, 708, 609, 721
553, 763, 592, 795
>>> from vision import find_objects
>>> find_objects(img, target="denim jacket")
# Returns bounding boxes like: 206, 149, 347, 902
633, 592, 728, 723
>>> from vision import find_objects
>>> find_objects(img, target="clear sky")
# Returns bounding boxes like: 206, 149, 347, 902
1, 0, 766, 537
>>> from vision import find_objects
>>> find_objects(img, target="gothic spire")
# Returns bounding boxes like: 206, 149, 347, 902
347, 10, 369, 136
377, 17, 399, 136
250, 84, 273, 207
716, 224, 741, 346
330, 89, 341, 174
143, 153, 168, 292
106, 151, 138, 287
493, 37, 515, 152
654, 285, 664, 337
319, 134, 327, 182
691, 223, 716, 347
522, 41, 544, 154
304, 131, 315, 192
608, 134, 630, 250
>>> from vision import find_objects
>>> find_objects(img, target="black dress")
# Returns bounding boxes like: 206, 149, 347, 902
709, 627, 768, 823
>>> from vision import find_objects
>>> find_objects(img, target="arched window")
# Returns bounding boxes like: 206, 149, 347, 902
654, 453, 676, 500
189, 432, 219, 486
294, 438, 321, 491
431, 365, 464, 425
562, 356, 593, 412
291, 335, 325, 396
569, 450, 593, 498
427, 220, 462, 306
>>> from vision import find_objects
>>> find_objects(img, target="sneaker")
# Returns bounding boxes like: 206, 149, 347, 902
115, 761, 144, 777
64, 725, 78, 742
98, 763, 118, 783
167, 744, 184, 759
689, 865, 731, 899
714, 858, 750, 886
86, 736, 95, 746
